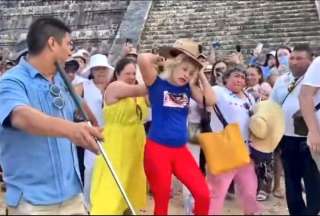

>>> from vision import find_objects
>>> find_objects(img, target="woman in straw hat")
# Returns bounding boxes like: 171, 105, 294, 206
138, 38, 215, 215
90, 58, 149, 214
207, 65, 262, 215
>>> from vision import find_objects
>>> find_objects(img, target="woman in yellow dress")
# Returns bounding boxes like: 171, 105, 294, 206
90, 58, 148, 214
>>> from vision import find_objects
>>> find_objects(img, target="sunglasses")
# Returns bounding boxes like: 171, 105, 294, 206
49, 84, 65, 110
243, 102, 253, 117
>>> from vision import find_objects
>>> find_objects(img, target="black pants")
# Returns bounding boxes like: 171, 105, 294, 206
76, 146, 85, 183
199, 149, 206, 175
280, 136, 320, 215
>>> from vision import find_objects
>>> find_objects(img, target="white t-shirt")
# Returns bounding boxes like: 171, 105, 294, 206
188, 98, 201, 124
72, 74, 87, 85
210, 86, 255, 141
302, 56, 320, 128
271, 72, 307, 137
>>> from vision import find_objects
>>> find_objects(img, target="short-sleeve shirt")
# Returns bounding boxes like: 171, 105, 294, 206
302, 56, 320, 122
0, 58, 82, 207
148, 77, 191, 147
210, 86, 255, 142
271, 72, 308, 137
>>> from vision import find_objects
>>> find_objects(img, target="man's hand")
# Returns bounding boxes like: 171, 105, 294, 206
308, 131, 320, 153
68, 122, 103, 154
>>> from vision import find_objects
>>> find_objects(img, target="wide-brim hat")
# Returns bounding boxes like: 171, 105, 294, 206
249, 100, 285, 153
82, 54, 114, 78
198, 53, 207, 60
125, 47, 138, 58
158, 38, 203, 68
204, 64, 213, 73
65, 58, 80, 72
72, 49, 90, 64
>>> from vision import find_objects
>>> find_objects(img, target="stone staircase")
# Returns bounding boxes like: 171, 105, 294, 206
139, 0, 320, 57
0, 0, 129, 52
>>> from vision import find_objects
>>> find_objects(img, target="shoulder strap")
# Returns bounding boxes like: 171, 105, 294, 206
281, 76, 304, 105
213, 104, 228, 128
280, 91, 291, 105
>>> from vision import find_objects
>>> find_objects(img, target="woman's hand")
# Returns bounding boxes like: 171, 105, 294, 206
190, 70, 200, 87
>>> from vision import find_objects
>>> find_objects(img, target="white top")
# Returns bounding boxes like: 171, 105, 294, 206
271, 72, 306, 137
83, 79, 104, 127
302, 56, 320, 128
210, 86, 255, 141
83, 79, 104, 169
72, 74, 87, 85
188, 98, 201, 124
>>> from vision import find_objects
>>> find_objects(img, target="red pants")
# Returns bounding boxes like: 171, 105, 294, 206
144, 139, 210, 215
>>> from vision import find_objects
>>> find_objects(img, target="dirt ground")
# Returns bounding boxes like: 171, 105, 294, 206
141, 180, 288, 215
0, 184, 288, 215
0, 145, 289, 215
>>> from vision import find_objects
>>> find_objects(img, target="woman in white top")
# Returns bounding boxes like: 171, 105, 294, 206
207, 65, 261, 215
74, 54, 114, 209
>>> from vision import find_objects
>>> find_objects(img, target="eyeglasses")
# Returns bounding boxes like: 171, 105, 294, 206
49, 84, 65, 110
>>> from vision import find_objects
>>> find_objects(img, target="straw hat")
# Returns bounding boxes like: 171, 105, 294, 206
204, 64, 213, 73
72, 49, 90, 63
82, 54, 114, 78
158, 38, 203, 68
249, 100, 285, 153
125, 47, 138, 58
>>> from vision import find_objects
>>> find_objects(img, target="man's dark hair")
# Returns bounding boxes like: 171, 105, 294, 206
27, 17, 71, 55
293, 44, 313, 60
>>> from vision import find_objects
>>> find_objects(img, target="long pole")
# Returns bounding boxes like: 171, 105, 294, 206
55, 62, 136, 215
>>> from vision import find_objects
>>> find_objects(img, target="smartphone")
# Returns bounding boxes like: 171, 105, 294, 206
255, 42, 264, 54
236, 44, 241, 52
212, 41, 221, 49
126, 38, 133, 46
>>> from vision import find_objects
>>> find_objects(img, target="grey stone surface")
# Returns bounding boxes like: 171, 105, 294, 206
108, 0, 152, 65
0, 0, 129, 52
139, 0, 320, 57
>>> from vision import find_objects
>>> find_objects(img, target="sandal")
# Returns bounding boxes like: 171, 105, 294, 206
256, 190, 269, 201
273, 189, 284, 199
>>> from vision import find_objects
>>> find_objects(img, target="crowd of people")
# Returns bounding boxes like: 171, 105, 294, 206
0, 16, 320, 215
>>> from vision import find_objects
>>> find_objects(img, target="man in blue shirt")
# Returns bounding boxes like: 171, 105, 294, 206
0, 17, 102, 215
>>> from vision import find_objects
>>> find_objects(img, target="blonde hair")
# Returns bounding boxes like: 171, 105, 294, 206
159, 53, 200, 80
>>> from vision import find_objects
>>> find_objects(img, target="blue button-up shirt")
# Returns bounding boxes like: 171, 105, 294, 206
0, 58, 82, 207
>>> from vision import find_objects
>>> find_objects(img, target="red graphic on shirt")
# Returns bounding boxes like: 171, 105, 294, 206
163, 91, 189, 108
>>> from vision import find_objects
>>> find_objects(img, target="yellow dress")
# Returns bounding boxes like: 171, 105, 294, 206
90, 97, 148, 215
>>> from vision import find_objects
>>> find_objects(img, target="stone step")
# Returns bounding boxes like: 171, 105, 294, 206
141, 30, 320, 45
144, 20, 320, 33
0, 12, 124, 31
0, 1, 128, 16
152, 3, 315, 14
149, 3, 316, 15
153, 0, 314, 8
146, 13, 319, 26
0, 25, 120, 42
148, 9, 317, 23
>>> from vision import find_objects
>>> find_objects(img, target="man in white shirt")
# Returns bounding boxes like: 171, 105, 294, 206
271, 44, 320, 215
299, 56, 320, 172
